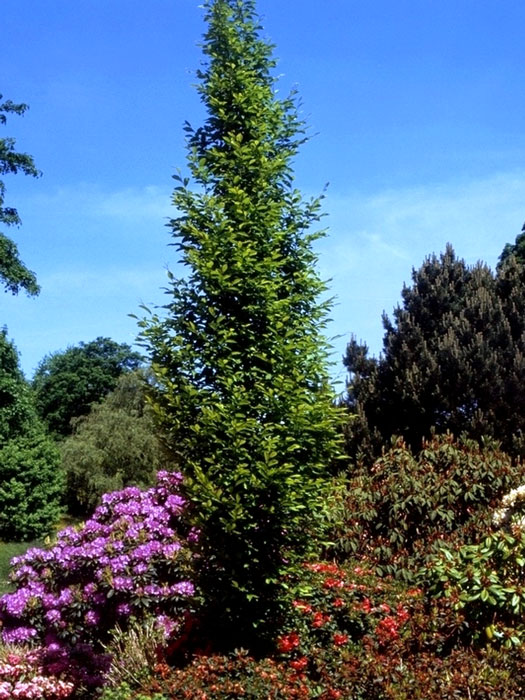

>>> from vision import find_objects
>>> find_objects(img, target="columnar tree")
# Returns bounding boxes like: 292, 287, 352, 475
0, 94, 40, 296
139, 0, 341, 649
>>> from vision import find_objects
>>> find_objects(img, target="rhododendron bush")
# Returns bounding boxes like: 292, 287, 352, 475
0, 471, 196, 690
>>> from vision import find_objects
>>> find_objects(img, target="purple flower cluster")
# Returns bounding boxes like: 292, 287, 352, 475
0, 471, 196, 659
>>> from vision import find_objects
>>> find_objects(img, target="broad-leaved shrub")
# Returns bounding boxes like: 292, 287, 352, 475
335, 434, 524, 580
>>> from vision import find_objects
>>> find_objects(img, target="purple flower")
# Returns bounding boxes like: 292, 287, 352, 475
171, 581, 195, 597
45, 609, 62, 624
112, 576, 134, 592
2, 626, 37, 644
85, 610, 101, 626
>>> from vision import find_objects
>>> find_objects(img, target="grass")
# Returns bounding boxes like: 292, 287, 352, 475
0, 515, 83, 594
0, 539, 44, 593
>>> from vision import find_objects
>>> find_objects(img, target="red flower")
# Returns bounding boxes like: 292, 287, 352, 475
360, 597, 372, 613
396, 604, 410, 623
333, 597, 344, 608
323, 577, 345, 589
290, 656, 308, 671
333, 633, 349, 646
278, 632, 301, 653
312, 611, 330, 628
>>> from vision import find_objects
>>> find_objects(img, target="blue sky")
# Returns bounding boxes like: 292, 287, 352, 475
2, 0, 525, 387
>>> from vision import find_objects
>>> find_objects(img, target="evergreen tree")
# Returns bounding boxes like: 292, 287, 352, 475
139, 0, 342, 649
498, 221, 525, 268
344, 245, 525, 459
0, 330, 62, 540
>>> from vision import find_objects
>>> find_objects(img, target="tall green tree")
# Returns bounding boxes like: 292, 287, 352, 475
139, 0, 342, 649
32, 337, 143, 437
344, 245, 525, 460
0, 330, 62, 540
0, 95, 40, 296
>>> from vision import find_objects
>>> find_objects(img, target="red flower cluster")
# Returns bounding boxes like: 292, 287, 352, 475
278, 632, 301, 653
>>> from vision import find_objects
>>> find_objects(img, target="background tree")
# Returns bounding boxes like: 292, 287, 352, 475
0, 94, 40, 296
344, 245, 525, 460
60, 370, 169, 516
498, 221, 525, 268
139, 0, 342, 650
32, 337, 143, 437
0, 330, 62, 540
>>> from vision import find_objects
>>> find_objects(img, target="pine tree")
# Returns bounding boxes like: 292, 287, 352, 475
344, 245, 525, 459
139, 0, 341, 649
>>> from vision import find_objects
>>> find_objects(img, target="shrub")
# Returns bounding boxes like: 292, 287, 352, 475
424, 482, 525, 647
334, 433, 524, 580
0, 471, 196, 692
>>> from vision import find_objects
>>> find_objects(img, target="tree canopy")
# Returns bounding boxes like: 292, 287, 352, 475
139, 0, 342, 650
32, 337, 143, 437
60, 370, 168, 516
0, 94, 41, 296
499, 221, 525, 268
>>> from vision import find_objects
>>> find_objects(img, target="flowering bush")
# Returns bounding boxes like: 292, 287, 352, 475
0, 645, 74, 699
0, 471, 196, 692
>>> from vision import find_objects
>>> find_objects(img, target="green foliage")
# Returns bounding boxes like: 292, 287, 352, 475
0, 94, 41, 296
0, 330, 64, 540
425, 530, 525, 648
0, 329, 37, 442
332, 433, 524, 580
498, 221, 525, 268
139, 0, 342, 648
424, 483, 525, 647
0, 432, 63, 541
60, 371, 168, 516
32, 336, 143, 436
344, 245, 525, 460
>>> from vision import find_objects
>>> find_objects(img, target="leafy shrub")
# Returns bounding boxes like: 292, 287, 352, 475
0, 471, 196, 692
98, 559, 525, 700
424, 483, 525, 647
0, 432, 63, 541
334, 433, 524, 580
